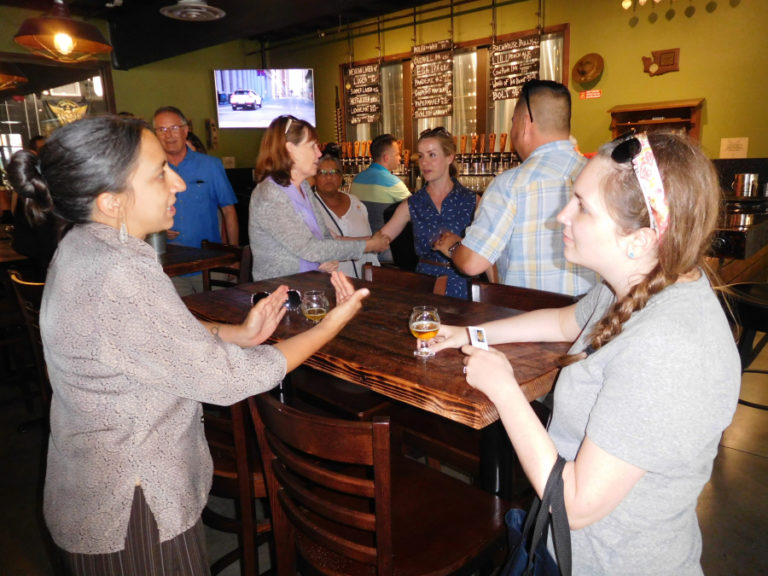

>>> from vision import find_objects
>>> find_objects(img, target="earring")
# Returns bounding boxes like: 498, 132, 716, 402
628, 251, 635, 259
116, 202, 128, 244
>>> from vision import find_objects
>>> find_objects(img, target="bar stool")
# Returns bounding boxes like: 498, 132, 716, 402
725, 282, 768, 411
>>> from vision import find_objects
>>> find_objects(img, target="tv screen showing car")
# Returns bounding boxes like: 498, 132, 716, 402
213, 69, 316, 129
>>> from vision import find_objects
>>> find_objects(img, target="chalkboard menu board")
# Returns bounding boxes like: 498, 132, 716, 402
490, 33, 540, 101
346, 63, 381, 125
412, 39, 453, 119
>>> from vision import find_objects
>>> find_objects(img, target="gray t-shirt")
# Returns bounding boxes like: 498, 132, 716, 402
548, 273, 740, 575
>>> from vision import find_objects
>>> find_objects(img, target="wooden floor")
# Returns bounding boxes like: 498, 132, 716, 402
1, 341, 767, 575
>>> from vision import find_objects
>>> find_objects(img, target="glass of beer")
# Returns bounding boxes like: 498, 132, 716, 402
301, 290, 330, 323
409, 306, 440, 358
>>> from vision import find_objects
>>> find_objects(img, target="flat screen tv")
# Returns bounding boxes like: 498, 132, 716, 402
213, 68, 316, 129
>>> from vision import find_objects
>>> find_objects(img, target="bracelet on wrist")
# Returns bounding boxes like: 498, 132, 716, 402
448, 241, 461, 258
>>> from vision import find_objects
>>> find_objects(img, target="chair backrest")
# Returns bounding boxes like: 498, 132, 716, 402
470, 280, 578, 311
201, 240, 253, 291
203, 400, 269, 575
362, 263, 446, 296
250, 393, 395, 575
7, 269, 50, 409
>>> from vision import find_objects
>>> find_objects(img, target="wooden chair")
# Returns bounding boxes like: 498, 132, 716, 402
470, 280, 579, 310
201, 240, 252, 291
202, 400, 272, 576
362, 262, 447, 295
249, 392, 509, 576
7, 269, 50, 431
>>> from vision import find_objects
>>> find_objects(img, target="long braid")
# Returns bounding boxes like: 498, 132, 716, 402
589, 265, 671, 351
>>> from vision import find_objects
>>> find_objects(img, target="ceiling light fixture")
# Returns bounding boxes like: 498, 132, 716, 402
14, 0, 112, 63
0, 62, 29, 92
160, 0, 226, 22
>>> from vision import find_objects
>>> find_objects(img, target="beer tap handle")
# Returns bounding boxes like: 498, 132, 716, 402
499, 133, 508, 153
460, 135, 467, 155
489, 133, 496, 154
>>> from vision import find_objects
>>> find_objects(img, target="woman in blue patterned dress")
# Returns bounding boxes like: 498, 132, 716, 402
379, 127, 478, 298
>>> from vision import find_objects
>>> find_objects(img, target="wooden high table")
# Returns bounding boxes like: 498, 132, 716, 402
183, 271, 570, 497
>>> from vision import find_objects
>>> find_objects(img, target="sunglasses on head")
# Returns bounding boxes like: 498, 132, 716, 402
610, 130, 669, 235
283, 115, 299, 134
251, 289, 301, 310
521, 85, 534, 123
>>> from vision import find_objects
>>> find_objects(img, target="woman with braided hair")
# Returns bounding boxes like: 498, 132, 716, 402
431, 131, 740, 575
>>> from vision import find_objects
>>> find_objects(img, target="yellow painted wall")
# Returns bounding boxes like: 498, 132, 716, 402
3, 0, 767, 165
550, 0, 768, 158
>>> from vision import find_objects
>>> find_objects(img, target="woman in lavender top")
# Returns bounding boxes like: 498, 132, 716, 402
249, 115, 388, 281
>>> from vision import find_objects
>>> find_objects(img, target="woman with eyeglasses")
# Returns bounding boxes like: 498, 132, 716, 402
312, 151, 380, 279
6, 114, 371, 573
432, 131, 740, 575
249, 115, 389, 281
378, 127, 478, 298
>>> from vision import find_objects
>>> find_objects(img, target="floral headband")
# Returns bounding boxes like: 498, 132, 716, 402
611, 132, 670, 237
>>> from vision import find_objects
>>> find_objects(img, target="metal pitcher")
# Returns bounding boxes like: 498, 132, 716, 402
732, 173, 760, 197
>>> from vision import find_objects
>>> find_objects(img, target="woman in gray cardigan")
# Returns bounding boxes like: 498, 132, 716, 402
7, 115, 370, 574
249, 115, 389, 281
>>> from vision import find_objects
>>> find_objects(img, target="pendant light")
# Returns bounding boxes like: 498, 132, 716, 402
14, 0, 113, 63
0, 62, 29, 92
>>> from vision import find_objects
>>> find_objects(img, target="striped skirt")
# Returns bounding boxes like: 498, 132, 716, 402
60, 486, 211, 576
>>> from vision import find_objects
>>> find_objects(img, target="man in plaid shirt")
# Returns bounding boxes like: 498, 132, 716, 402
435, 80, 596, 297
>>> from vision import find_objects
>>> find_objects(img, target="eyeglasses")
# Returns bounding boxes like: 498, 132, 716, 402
519, 84, 534, 123
154, 124, 186, 135
419, 126, 450, 139
251, 289, 301, 310
610, 131, 669, 236
317, 169, 341, 176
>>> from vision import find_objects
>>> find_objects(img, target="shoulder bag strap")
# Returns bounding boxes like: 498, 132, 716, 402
548, 457, 572, 576
526, 455, 571, 576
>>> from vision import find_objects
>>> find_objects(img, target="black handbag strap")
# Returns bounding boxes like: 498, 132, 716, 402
522, 455, 572, 576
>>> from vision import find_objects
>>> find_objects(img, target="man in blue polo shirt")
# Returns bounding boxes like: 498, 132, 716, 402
153, 106, 239, 295
349, 133, 410, 263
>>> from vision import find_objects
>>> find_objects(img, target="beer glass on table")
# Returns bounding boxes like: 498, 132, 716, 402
302, 290, 329, 323
409, 306, 440, 358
